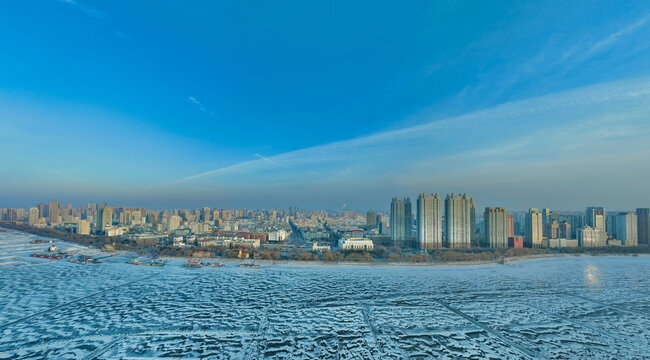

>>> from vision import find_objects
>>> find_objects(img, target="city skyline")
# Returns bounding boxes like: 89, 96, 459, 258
2, 196, 650, 214
4, 196, 648, 250
2, 1, 650, 209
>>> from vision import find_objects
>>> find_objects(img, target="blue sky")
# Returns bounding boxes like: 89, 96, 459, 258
1, 1, 650, 210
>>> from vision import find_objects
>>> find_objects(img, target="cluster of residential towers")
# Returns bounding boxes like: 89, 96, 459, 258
388, 194, 649, 250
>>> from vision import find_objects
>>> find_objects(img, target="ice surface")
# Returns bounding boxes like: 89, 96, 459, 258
0, 229, 649, 359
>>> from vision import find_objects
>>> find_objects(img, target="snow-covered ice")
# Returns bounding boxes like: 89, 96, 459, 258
0, 229, 649, 359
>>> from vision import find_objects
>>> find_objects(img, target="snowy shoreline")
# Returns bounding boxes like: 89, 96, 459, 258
160, 252, 649, 268
4, 226, 648, 269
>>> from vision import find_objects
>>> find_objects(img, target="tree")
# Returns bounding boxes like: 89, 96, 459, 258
322, 252, 341, 262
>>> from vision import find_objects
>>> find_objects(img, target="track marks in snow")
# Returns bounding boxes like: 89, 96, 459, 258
0, 273, 160, 331
526, 303, 650, 356
433, 299, 541, 359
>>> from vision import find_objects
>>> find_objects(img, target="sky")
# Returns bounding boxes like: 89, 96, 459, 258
1, 0, 650, 211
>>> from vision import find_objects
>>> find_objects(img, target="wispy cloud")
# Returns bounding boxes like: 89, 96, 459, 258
165, 76, 650, 187
467, 12, 650, 107
188, 96, 215, 116
253, 153, 284, 168
59, 0, 106, 18
584, 14, 650, 57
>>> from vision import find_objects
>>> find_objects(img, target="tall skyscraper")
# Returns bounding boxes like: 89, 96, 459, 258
636, 208, 649, 245
416, 193, 442, 250
616, 212, 638, 246
390, 197, 412, 248
49, 199, 59, 225
525, 208, 543, 248
543, 220, 560, 239
569, 213, 585, 238
542, 208, 551, 224
470, 198, 476, 245
586, 207, 606, 233
202, 207, 211, 222
77, 220, 90, 235
485, 207, 508, 248
366, 211, 379, 228
28, 207, 39, 225
606, 214, 617, 239
167, 215, 182, 232
97, 205, 113, 233
38, 203, 48, 219
507, 215, 515, 238
559, 221, 572, 239
444, 193, 473, 248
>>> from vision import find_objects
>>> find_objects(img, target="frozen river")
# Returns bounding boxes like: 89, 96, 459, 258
0, 229, 649, 359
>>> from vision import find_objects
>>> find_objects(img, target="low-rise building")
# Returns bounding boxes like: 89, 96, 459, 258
268, 229, 289, 242
105, 226, 124, 237
312, 242, 331, 252
339, 237, 374, 251
231, 238, 260, 249
507, 236, 523, 249
543, 238, 579, 248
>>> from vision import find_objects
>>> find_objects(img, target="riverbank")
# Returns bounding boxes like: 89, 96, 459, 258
3, 223, 649, 267
164, 252, 649, 268
0, 222, 141, 251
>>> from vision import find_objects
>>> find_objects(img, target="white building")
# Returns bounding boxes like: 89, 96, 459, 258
268, 229, 289, 242
577, 226, 607, 247
339, 237, 374, 251
586, 207, 606, 233
173, 236, 186, 247
167, 215, 182, 232
190, 222, 211, 234
312, 243, 331, 252
105, 226, 124, 237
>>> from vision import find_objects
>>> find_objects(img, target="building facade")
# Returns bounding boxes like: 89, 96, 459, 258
543, 220, 560, 239
507, 215, 515, 238
167, 214, 182, 232
416, 193, 442, 250
339, 237, 374, 251
586, 207, 606, 233
559, 221, 572, 239
616, 212, 638, 246
28, 207, 39, 225
77, 220, 90, 235
97, 205, 113, 234
508, 236, 524, 248
636, 208, 649, 245
485, 207, 508, 248
49, 199, 59, 225
578, 226, 607, 247
444, 193, 473, 248
525, 208, 543, 248
390, 197, 412, 248
366, 211, 381, 229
